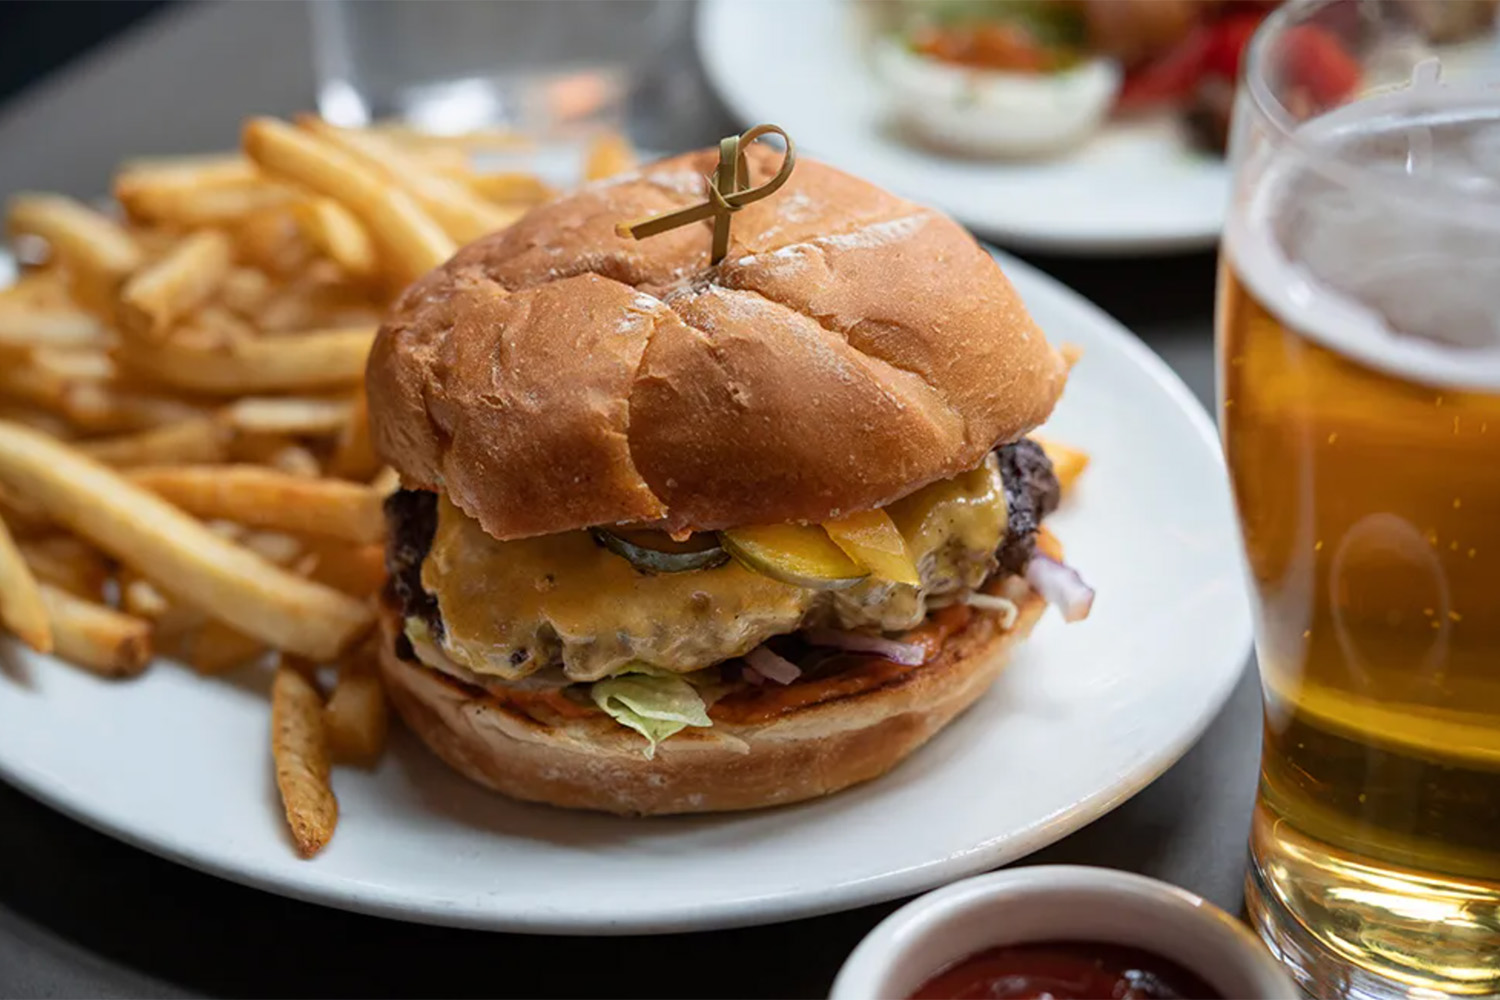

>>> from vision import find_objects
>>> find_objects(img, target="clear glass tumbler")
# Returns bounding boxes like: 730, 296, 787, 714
310, 0, 677, 138
1218, 1, 1500, 997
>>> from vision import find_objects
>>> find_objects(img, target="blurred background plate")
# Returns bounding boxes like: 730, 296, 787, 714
0, 248, 1250, 934
696, 0, 1229, 253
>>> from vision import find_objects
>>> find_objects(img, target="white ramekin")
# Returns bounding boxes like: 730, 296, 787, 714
830, 865, 1296, 1000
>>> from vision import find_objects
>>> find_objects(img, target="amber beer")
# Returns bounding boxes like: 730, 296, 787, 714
1220, 91, 1500, 995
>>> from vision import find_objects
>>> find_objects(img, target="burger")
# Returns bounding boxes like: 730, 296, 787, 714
366, 142, 1092, 815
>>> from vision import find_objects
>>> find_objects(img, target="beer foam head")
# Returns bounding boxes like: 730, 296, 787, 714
1229, 80, 1500, 391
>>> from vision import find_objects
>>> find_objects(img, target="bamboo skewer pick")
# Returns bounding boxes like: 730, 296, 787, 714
614, 124, 796, 265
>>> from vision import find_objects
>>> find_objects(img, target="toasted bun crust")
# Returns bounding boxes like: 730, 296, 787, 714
368, 146, 1067, 539
378, 593, 1046, 815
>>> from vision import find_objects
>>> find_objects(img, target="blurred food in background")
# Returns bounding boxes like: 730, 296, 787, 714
864, 0, 1496, 159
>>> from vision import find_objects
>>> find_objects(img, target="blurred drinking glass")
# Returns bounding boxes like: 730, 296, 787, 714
311, 1, 677, 145
1218, 0, 1500, 996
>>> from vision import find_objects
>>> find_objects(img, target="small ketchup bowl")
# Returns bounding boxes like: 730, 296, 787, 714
830, 865, 1295, 1000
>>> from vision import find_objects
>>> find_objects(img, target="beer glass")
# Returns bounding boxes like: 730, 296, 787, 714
1218, 1, 1500, 996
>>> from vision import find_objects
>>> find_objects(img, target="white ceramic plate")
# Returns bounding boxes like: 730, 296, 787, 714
0, 250, 1250, 934
696, 0, 1229, 253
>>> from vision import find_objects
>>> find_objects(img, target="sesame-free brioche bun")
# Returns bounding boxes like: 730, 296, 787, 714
378, 591, 1046, 816
367, 145, 1068, 541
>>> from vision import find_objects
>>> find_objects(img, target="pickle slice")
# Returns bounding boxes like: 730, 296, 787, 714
592, 528, 729, 574
823, 509, 921, 586
720, 524, 868, 590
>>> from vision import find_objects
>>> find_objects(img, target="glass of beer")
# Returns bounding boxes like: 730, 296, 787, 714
1218, 1, 1500, 996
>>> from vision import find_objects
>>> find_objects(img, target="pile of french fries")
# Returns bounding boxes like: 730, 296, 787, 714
0, 115, 636, 857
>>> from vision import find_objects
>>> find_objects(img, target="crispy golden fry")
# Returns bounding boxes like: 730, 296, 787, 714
301, 117, 520, 243
368, 466, 401, 496
0, 421, 371, 659
239, 529, 303, 566
584, 131, 638, 181
233, 206, 312, 277
115, 326, 373, 395
115, 158, 293, 227
222, 396, 352, 436
39, 583, 150, 677
267, 444, 321, 479
466, 171, 554, 206
0, 402, 73, 440
324, 668, 387, 766
328, 393, 379, 480
293, 198, 378, 282
0, 271, 74, 310
242, 118, 454, 284
252, 270, 380, 333
6, 194, 142, 309
219, 267, 275, 318
368, 122, 532, 151
80, 418, 229, 467
62, 382, 208, 435
175, 618, 266, 675
1036, 437, 1091, 496
121, 576, 172, 618
118, 229, 234, 338
18, 535, 110, 600
32, 347, 115, 381
0, 514, 52, 652
301, 539, 385, 599
0, 305, 108, 349
127, 464, 385, 545
271, 665, 338, 858
0, 487, 52, 537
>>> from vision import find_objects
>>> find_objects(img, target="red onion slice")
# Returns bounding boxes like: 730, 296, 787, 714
745, 645, 801, 685
803, 628, 926, 666
1025, 554, 1095, 622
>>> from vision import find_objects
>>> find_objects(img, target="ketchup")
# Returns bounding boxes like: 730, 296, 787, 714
909, 942, 1221, 1000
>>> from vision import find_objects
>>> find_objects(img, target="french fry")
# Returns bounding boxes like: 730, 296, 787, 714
271, 665, 338, 858
6, 194, 142, 309
328, 392, 379, 480
219, 267, 275, 318
121, 576, 172, 618
115, 326, 374, 395
175, 619, 266, 675
298, 116, 517, 243
268, 444, 322, 479
324, 667, 388, 766
222, 396, 352, 436
115, 158, 294, 226
0, 515, 52, 652
117, 229, 234, 338
0, 421, 371, 659
80, 417, 229, 467
301, 539, 385, 599
240, 529, 303, 566
0, 305, 108, 349
233, 206, 311, 277
293, 198, 378, 282
39, 583, 150, 677
1036, 437, 1091, 496
0, 402, 74, 440
127, 464, 385, 544
253, 271, 380, 333
0, 487, 53, 537
61, 382, 208, 435
369, 466, 401, 496
32, 347, 115, 381
242, 118, 454, 284
18, 535, 111, 600
584, 131, 638, 181
466, 171, 554, 206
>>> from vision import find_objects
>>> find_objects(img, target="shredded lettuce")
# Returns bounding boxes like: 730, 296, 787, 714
590, 670, 712, 758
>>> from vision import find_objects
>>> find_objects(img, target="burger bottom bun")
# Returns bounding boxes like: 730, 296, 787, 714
379, 593, 1046, 816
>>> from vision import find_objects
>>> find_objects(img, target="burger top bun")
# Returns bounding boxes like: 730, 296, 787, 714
367, 143, 1068, 540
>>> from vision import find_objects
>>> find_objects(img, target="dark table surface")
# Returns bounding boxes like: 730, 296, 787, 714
0, 3, 1258, 996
